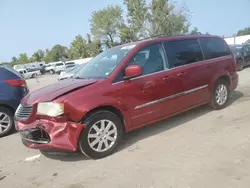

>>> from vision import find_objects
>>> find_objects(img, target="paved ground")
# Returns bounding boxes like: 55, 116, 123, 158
1, 69, 250, 188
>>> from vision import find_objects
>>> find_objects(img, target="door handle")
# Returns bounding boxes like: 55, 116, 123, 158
162, 76, 173, 81
177, 72, 187, 77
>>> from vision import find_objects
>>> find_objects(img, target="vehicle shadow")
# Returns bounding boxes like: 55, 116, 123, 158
40, 151, 88, 162
118, 90, 243, 152
39, 90, 243, 161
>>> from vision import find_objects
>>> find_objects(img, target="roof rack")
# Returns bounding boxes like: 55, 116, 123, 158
139, 32, 207, 41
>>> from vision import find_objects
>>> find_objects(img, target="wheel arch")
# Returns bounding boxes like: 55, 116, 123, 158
236, 57, 244, 62
208, 71, 232, 98
216, 75, 231, 86
0, 103, 15, 114
81, 105, 127, 132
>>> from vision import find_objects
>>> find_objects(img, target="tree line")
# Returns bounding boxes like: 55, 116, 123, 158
4, 0, 250, 66
7, 0, 190, 65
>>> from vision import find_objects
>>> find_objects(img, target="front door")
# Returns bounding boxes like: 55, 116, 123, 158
111, 43, 182, 127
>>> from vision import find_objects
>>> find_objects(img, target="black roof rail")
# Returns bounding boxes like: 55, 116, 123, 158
139, 32, 208, 41
138, 34, 167, 41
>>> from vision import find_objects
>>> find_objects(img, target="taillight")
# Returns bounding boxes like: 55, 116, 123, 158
4, 79, 26, 87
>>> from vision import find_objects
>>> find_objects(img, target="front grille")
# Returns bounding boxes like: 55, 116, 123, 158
15, 104, 33, 120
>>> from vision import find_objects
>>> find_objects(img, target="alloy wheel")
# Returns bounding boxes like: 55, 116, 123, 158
0, 112, 11, 135
215, 84, 228, 106
87, 119, 118, 152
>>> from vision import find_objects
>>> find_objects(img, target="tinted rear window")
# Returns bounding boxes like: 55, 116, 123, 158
56, 63, 64, 66
164, 39, 203, 68
199, 37, 230, 60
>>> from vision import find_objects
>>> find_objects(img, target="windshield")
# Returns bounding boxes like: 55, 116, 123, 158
73, 44, 136, 79
230, 46, 242, 54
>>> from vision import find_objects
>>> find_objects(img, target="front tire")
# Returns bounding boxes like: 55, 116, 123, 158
0, 107, 14, 137
209, 80, 229, 110
78, 110, 123, 159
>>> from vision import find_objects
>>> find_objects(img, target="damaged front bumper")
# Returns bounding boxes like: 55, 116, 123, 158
16, 119, 85, 152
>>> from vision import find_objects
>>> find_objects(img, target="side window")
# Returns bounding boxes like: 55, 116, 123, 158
114, 43, 167, 82
164, 39, 203, 68
199, 37, 230, 60
128, 43, 166, 75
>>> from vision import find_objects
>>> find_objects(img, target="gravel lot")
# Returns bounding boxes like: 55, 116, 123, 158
1, 69, 250, 188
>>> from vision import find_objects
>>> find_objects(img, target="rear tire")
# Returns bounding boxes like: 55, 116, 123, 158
50, 70, 55, 74
209, 80, 230, 110
0, 107, 14, 137
237, 59, 244, 71
78, 110, 123, 159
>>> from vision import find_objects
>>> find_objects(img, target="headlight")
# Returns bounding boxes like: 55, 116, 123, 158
37, 102, 64, 117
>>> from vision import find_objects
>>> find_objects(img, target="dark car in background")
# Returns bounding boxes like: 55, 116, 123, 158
229, 44, 250, 71
38, 65, 46, 75
0, 66, 29, 137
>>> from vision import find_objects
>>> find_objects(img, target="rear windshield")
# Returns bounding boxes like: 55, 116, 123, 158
66, 62, 75, 65
56, 63, 64, 66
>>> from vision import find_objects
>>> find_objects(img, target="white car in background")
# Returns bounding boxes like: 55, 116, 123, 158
45, 61, 66, 74
44, 63, 55, 73
17, 68, 41, 79
58, 64, 85, 80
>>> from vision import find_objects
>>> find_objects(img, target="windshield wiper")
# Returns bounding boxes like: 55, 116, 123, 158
73, 76, 90, 80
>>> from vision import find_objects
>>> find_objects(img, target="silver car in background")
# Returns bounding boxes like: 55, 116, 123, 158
58, 63, 85, 80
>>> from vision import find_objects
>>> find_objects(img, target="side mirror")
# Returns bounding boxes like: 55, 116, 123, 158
124, 65, 143, 80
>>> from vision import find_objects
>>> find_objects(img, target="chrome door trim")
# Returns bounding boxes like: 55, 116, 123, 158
135, 84, 208, 109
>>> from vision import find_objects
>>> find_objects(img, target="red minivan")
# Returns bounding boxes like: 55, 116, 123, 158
15, 35, 238, 159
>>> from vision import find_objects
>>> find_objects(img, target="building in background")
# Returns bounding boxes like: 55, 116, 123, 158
224, 35, 250, 45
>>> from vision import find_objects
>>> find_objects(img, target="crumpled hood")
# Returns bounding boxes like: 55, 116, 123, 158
22, 79, 98, 104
